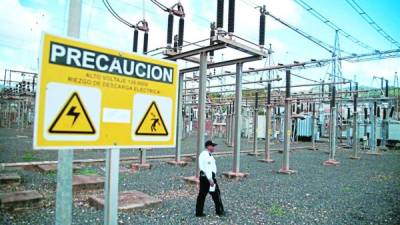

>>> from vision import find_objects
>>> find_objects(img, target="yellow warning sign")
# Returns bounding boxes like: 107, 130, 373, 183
34, 33, 178, 149
48, 92, 95, 134
135, 101, 168, 136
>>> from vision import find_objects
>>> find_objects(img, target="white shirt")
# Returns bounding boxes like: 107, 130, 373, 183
199, 150, 217, 180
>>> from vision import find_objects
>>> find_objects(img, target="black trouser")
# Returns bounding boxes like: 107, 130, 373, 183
196, 172, 224, 215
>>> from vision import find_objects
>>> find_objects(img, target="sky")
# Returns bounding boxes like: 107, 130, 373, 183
1, 0, 399, 91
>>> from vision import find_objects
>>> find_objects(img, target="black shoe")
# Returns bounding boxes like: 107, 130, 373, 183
216, 212, 226, 216
196, 213, 206, 217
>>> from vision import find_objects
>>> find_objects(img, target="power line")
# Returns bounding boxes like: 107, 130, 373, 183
345, 0, 400, 48
239, 0, 258, 8
239, 0, 353, 55
294, 0, 377, 52
149, 0, 169, 12
265, 11, 353, 55
102, 0, 135, 28
291, 72, 319, 83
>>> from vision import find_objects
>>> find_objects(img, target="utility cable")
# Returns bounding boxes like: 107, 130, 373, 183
345, 0, 400, 48
294, 0, 377, 52
102, 0, 135, 28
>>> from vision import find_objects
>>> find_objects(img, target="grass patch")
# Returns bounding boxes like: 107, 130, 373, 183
22, 151, 39, 161
75, 168, 98, 176
341, 186, 352, 193
46, 171, 57, 178
120, 174, 128, 181
269, 204, 286, 217
372, 174, 392, 181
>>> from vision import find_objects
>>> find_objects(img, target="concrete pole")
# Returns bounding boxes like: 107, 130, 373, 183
279, 70, 295, 174
368, 102, 379, 154
282, 92, 291, 169
172, 72, 184, 163
324, 86, 340, 165
230, 101, 235, 147
272, 108, 276, 141
56, 1, 81, 224
223, 63, 248, 179
346, 108, 351, 147
167, 71, 187, 166
7, 102, 10, 128
330, 107, 337, 159
369, 103, 375, 152
233, 63, 242, 173
351, 112, 359, 159
351, 85, 360, 159
16, 101, 20, 129
320, 82, 325, 137
195, 52, 208, 178
250, 92, 259, 155
310, 103, 317, 150
225, 104, 231, 144
381, 107, 387, 149
259, 83, 274, 163
364, 107, 368, 146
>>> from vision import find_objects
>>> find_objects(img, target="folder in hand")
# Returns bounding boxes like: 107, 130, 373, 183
209, 184, 216, 192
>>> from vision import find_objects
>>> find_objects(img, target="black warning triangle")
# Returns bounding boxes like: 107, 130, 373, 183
135, 101, 168, 136
48, 92, 96, 134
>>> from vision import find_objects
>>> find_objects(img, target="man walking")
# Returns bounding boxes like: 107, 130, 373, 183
195, 140, 225, 217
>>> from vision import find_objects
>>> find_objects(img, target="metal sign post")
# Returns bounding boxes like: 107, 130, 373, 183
55, 0, 81, 224
104, 148, 120, 225
55, 150, 73, 225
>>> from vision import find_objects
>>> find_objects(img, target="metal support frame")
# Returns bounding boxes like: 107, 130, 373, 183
165, 43, 226, 61
181, 55, 263, 74
211, 35, 268, 57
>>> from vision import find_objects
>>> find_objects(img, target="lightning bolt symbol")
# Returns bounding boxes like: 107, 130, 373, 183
67, 106, 80, 125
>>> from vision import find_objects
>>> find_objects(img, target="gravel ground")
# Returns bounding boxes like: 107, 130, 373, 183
1, 136, 400, 225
